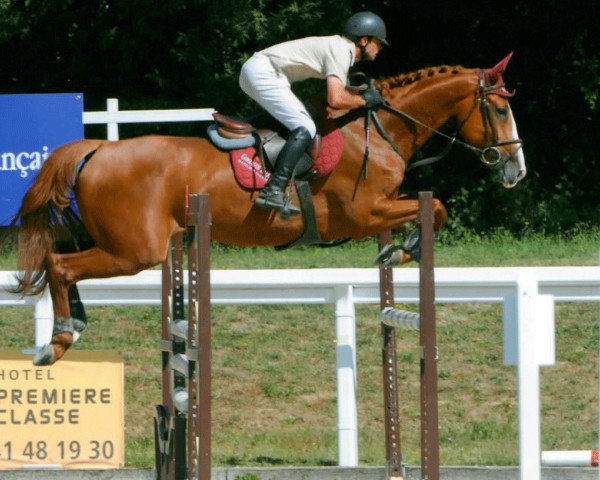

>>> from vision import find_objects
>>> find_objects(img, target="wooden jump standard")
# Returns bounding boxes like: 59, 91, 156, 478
378, 191, 440, 480
155, 194, 211, 480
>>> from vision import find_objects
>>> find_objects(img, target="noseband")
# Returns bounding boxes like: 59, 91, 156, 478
365, 70, 524, 173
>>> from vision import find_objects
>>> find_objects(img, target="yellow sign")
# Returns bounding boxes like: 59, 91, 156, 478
0, 350, 124, 469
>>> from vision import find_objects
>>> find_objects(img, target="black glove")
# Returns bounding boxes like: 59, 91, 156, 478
362, 80, 386, 109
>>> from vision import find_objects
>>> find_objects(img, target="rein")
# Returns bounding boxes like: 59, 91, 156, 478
362, 70, 524, 176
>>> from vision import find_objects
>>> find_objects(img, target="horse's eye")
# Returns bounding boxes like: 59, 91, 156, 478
496, 106, 509, 118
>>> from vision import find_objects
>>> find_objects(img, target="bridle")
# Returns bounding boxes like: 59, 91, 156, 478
476, 70, 524, 165
363, 70, 524, 175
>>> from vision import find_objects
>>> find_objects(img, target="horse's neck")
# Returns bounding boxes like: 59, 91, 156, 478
332, 69, 478, 183
379, 70, 478, 156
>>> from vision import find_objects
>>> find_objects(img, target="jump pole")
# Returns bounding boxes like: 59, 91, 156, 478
155, 194, 211, 480
541, 450, 600, 467
378, 191, 440, 480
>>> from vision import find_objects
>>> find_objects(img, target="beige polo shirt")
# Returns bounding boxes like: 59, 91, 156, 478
260, 35, 356, 85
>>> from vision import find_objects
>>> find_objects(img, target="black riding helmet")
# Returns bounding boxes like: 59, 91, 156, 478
344, 11, 389, 47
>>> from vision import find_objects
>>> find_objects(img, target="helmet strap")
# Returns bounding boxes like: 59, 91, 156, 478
357, 37, 369, 60
359, 43, 367, 59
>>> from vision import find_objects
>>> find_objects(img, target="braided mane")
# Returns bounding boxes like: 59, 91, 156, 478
379, 65, 465, 93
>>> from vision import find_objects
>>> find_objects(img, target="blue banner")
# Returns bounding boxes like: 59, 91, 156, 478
0, 93, 84, 225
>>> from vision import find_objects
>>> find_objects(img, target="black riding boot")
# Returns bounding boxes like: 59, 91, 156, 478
255, 126, 312, 217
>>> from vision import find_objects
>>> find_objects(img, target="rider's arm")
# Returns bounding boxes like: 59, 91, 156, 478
326, 75, 367, 110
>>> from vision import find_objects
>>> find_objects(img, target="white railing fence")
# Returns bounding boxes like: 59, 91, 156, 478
82, 98, 216, 141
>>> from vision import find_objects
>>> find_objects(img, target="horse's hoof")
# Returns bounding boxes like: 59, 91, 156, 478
73, 319, 87, 333
402, 227, 422, 263
70, 319, 86, 343
384, 250, 407, 266
374, 244, 402, 267
33, 344, 55, 366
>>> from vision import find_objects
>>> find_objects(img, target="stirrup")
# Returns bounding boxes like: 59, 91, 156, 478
255, 190, 301, 217
255, 198, 301, 217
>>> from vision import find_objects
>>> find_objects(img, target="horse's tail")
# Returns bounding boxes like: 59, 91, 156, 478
9, 139, 105, 296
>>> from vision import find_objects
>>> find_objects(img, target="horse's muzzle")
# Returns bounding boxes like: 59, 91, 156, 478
496, 155, 526, 188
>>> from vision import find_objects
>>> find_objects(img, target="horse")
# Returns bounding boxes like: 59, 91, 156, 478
8, 53, 526, 365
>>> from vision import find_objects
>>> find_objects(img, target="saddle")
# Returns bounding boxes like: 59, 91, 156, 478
208, 112, 323, 183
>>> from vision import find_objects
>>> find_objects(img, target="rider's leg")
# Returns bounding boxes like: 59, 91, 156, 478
240, 53, 317, 216
240, 53, 317, 138
255, 126, 312, 214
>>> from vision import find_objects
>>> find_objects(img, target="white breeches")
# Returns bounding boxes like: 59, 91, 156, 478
239, 53, 316, 138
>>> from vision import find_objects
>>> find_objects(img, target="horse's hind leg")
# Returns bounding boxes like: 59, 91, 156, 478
34, 282, 82, 366
33, 246, 156, 366
69, 285, 88, 339
54, 226, 92, 341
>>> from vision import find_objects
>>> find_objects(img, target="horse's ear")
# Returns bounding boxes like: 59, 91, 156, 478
496, 51, 513, 74
484, 52, 515, 96
485, 52, 513, 83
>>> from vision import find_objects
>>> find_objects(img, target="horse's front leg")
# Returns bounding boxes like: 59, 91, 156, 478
371, 195, 448, 266
371, 194, 448, 229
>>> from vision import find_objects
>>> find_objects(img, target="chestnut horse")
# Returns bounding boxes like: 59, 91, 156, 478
9, 54, 525, 365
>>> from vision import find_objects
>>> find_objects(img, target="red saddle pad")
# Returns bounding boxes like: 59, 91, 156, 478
230, 128, 344, 190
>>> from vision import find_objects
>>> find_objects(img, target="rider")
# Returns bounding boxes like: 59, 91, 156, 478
239, 11, 388, 217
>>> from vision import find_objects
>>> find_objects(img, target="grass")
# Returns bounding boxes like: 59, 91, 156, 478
0, 229, 598, 468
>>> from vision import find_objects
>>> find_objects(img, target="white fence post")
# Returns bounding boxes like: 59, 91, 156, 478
335, 285, 358, 467
34, 286, 53, 347
504, 272, 555, 480
106, 98, 120, 141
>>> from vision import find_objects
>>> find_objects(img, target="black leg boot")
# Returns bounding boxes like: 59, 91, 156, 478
255, 126, 312, 217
